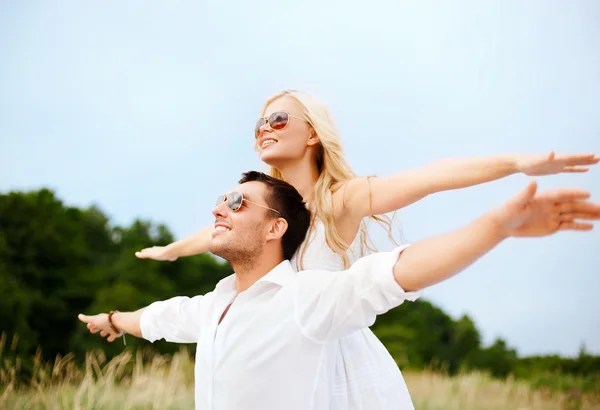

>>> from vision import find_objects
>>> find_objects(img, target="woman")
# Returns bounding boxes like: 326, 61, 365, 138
136, 90, 597, 408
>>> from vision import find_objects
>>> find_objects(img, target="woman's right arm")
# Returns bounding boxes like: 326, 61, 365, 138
135, 225, 214, 261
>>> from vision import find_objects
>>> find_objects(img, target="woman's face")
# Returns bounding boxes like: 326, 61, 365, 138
255, 96, 317, 166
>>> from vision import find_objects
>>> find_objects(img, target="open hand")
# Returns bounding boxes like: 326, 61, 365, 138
135, 246, 177, 261
515, 152, 598, 176
78, 313, 122, 342
491, 181, 600, 237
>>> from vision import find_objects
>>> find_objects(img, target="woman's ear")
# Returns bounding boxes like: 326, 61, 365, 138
307, 129, 320, 147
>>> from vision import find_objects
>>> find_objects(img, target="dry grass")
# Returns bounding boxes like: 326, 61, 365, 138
1, 348, 195, 410
1, 340, 599, 410
405, 370, 600, 410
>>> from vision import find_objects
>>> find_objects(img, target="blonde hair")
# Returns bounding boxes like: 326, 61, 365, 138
258, 89, 397, 269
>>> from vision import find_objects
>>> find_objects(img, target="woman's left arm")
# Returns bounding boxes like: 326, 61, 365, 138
339, 152, 598, 217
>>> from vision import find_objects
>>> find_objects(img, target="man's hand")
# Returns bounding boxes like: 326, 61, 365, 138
515, 152, 599, 175
78, 313, 123, 342
490, 181, 600, 238
391, 181, 598, 292
135, 246, 177, 261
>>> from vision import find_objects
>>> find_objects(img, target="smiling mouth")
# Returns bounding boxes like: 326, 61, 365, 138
261, 139, 277, 149
213, 225, 231, 237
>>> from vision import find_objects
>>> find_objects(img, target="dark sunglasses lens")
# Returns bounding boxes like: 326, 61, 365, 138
227, 192, 243, 211
254, 118, 267, 137
269, 111, 289, 130
216, 195, 226, 206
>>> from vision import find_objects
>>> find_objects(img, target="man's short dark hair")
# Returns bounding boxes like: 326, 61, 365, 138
239, 171, 311, 261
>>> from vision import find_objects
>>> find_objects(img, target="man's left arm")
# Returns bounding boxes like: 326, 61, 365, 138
295, 181, 600, 343
294, 245, 421, 343
295, 217, 505, 343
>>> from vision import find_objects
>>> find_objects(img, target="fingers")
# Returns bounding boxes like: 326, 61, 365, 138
558, 201, 599, 230
568, 155, 599, 166
80, 314, 100, 333
79, 313, 116, 341
562, 166, 589, 173
135, 249, 150, 258
556, 201, 600, 216
134, 246, 174, 261
559, 221, 594, 231
543, 189, 591, 202
87, 322, 101, 334
135, 246, 161, 258
512, 181, 538, 205
80, 313, 102, 334
560, 213, 600, 223
87, 324, 115, 340
554, 153, 599, 166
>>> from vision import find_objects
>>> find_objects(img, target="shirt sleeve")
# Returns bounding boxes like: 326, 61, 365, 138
140, 293, 213, 343
294, 245, 421, 343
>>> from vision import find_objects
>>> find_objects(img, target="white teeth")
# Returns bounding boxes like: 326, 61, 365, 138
261, 139, 277, 148
215, 226, 230, 232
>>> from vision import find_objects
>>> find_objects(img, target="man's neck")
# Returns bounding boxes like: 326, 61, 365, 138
276, 158, 319, 202
232, 253, 285, 293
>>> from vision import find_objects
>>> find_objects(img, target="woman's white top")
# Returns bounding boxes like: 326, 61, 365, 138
291, 220, 416, 410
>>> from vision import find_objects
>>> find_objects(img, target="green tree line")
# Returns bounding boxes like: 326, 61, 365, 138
1, 188, 598, 385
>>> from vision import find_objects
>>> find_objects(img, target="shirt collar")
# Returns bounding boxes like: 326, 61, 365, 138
214, 260, 296, 295
214, 274, 237, 295
255, 260, 296, 287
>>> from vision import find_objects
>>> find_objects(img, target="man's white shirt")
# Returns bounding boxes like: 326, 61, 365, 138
140, 245, 421, 409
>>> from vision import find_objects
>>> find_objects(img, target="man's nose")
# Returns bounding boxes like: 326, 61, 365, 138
212, 200, 229, 219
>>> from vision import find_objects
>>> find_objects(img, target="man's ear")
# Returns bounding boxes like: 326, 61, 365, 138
266, 217, 288, 242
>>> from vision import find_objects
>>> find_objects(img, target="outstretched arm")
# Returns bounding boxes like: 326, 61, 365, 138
78, 294, 211, 344
135, 225, 214, 261
392, 181, 599, 291
340, 152, 598, 217
298, 181, 600, 342
78, 309, 145, 341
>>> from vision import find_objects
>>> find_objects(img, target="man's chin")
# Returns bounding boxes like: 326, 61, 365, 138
208, 237, 225, 256
210, 236, 237, 257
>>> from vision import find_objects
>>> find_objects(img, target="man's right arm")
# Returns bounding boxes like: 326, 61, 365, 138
78, 309, 145, 341
111, 309, 145, 337
79, 294, 210, 344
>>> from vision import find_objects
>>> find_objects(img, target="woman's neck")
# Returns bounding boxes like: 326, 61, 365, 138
277, 159, 319, 202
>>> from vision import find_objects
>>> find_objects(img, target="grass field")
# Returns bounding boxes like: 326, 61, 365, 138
2, 347, 599, 410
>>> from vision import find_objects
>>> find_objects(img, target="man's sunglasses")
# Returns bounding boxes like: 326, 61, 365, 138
254, 111, 306, 139
216, 191, 281, 215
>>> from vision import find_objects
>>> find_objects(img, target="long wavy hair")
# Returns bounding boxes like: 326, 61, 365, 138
257, 90, 397, 269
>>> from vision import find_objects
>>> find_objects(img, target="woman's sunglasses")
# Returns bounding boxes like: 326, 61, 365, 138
216, 191, 281, 215
254, 111, 306, 139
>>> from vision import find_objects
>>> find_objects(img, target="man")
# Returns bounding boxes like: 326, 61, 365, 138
79, 171, 599, 409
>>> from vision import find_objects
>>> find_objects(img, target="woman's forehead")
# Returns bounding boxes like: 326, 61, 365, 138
264, 96, 301, 116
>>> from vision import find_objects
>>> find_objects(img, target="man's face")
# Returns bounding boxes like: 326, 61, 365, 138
209, 181, 274, 265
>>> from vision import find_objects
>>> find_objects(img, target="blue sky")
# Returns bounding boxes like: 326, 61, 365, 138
1, 0, 599, 357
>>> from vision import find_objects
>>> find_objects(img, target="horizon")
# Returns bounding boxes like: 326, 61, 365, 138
1, 0, 599, 357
